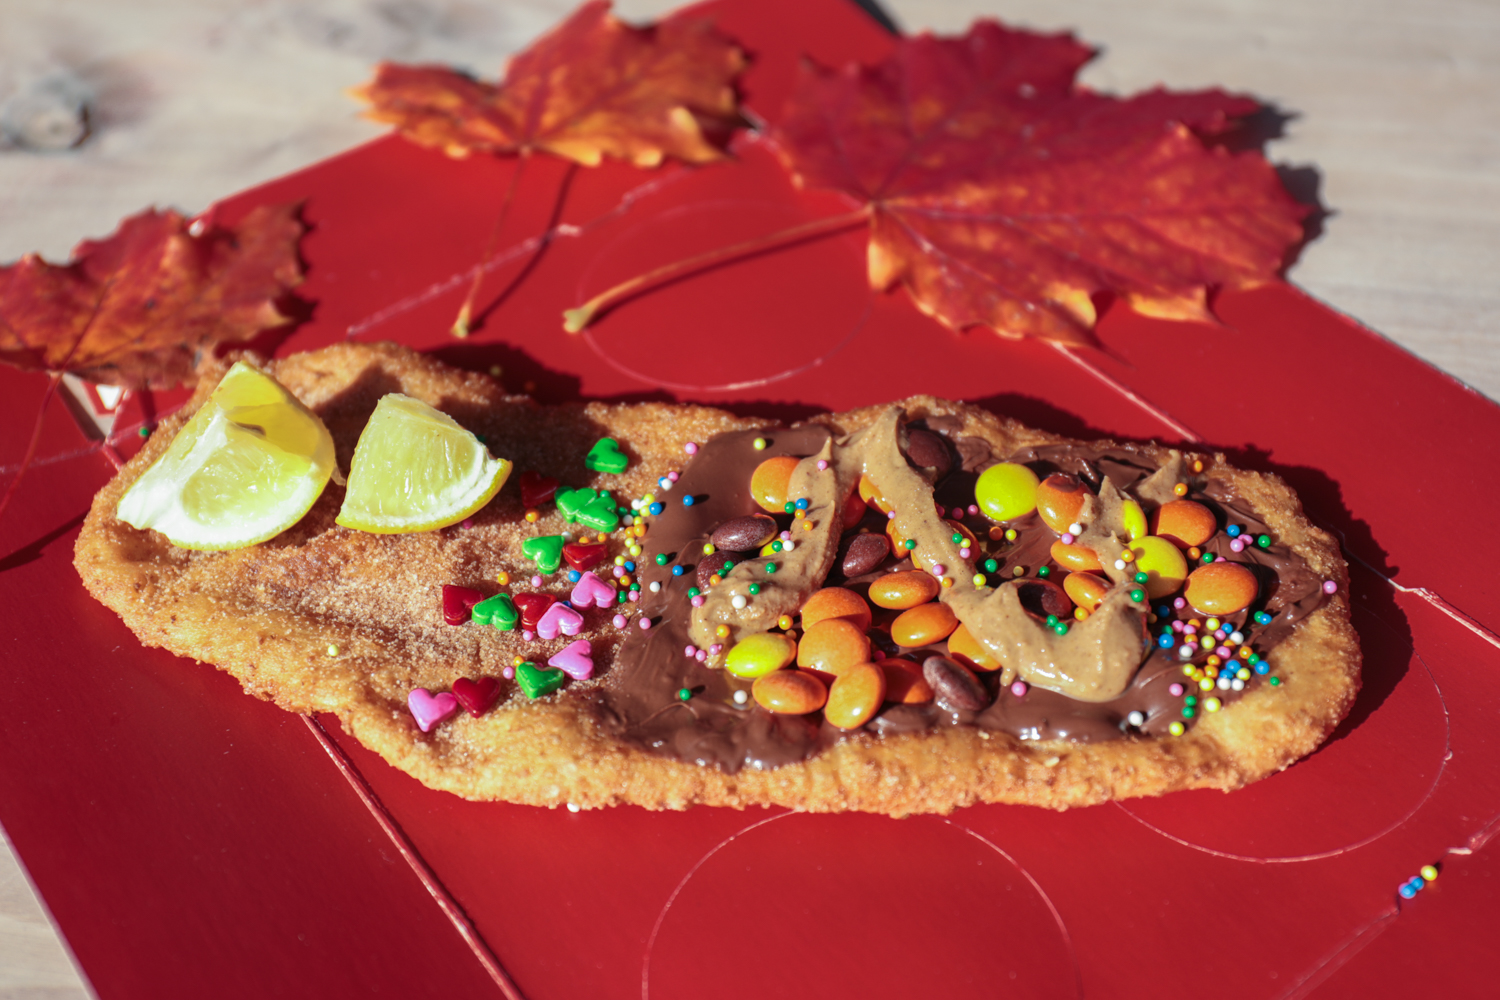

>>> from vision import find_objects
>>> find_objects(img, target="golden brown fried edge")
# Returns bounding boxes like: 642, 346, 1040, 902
76, 342, 1361, 815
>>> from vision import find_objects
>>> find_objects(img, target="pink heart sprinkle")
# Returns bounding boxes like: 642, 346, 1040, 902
570, 571, 615, 609
537, 602, 584, 639
408, 688, 458, 733
547, 639, 594, 680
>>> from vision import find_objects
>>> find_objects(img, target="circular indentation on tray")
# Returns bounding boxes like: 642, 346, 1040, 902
644, 812, 1078, 1000
576, 201, 869, 392
1117, 604, 1448, 861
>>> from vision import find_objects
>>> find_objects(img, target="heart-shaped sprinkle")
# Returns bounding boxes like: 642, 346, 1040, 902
519, 470, 560, 509
408, 689, 459, 732
451, 677, 501, 717
471, 592, 518, 630
537, 602, 584, 640
563, 541, 607, 571
515, 662, 566, 699
522, 534, 566, 572
442, 584, 484, 625
570, 571, 615, 609
547, 639, 594, 680
555, 487, 620, 532
585, 437, 629, 474
512, 592, 558, 631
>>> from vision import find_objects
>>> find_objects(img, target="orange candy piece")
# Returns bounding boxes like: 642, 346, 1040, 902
880, 658, 935, 703
858, 474, 892, 513
800, 587, 873, 633
946, 519, 978, 550
1051, 540, 1103, 572
868, 570, 940, 609
752, 669, 827, 715
1036, 474, 1088, 532
750, 455, 801, 513
796, 619, 871, 677
1062, 571, 1110, 611
891, 601, 959, 647
946, 622, 1000, 671
1183, 561, 1259, 615
1151, 499, 1217, 548
825, 662, 887, 729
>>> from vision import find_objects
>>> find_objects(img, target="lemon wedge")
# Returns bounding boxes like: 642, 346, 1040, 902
117, 361, 336, 550
336, 393, 510, 533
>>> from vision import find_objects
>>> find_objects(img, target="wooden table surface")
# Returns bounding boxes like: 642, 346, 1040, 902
2, 0, 1495, 995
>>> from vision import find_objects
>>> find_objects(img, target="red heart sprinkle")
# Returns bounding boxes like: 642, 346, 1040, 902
452, 677, 501, 717
563, 542, 607, 571
519, 470, 560, 509
512, 592, 558, 631
442, 584, 484, 625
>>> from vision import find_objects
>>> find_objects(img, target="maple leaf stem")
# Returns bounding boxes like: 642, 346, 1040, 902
0, 371, 63, 530
562, 207, 872, 334
453, 152, 530, 338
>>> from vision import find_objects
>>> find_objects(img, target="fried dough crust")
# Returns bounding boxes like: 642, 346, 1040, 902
76, 343, 1360, 814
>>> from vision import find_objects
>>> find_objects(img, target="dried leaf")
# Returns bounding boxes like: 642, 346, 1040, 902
0, 204, 304, 390
770, 22, 1307, 346
352, 1, 745, 168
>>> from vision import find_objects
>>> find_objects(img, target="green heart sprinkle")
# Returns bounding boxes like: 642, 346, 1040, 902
471, 593, 518, 631
522, 534, 566, 572
555, 487, 620, 531
515, 662, 566, 699
585, 438, 629, 474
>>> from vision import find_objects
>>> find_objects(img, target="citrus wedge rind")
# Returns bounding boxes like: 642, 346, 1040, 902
116, 361, 336, 550
335, 393, 511, 533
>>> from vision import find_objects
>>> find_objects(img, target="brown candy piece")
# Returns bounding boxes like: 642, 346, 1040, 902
904, 428, 952, 477
841, 532, 890, 578
711, 514, 778, 552
1015, 578, 1073, 620
697, 551, 736, 588
922, 655, 990, 713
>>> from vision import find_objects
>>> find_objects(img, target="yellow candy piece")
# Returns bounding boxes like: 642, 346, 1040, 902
1130, 536, 1189, 599
724, 633, 798, 678
1121, 499, 1147, 542
975, 463, 1040, 521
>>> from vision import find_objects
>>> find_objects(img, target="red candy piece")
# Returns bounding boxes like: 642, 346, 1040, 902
512, 592, 558, 631
519, 470, 560, 509
563, 541, 607, 572
442, 584, 484, 625
451, 677, 501, 717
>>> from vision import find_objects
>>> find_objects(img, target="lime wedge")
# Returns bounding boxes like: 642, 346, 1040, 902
336, 393, 511, 533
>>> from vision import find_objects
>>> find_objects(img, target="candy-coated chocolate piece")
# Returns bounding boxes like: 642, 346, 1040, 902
975, 462, 1039, 521
1129, 536, 1189, 599
1015, 578, 1073, 619
1035, 474, 1087, 532
555, 486, 619, 531
711, 513, 778, 552
841, 532, 889, 578
522, 534, 567, 572
1151, 499, 1217, 547
796, 619, 871, 677
800, 587, 873, 633
825, 662, 886, 729
946, 622, 1000, 671
442, 584, 484, 625
512, 592, 557, 631
725, 632, 798, 678
892, 602, 959, 647
536, 602, 584, 640
750, 456, 800, 513
868, 569, 940, 609
585, 437, 628, 474
858, 474, 892, 513
904, 428, 952, 477
1121, 499, 1148, 542
547, 639, 594, 680
408, 688, 459, 732
1062, 571, 1109, 611
515, 662, 566, 699
1050, 540, 1103, 571
451, 676, 501, 717
562, 541, 606, 571
752, 669, 827, 714
471, 592, 519, 631
841, 490, 867, 529
518, 470, 560, 509
879, 658, 934, 704
921, 656, 988, 712
1184, 561, 1258, 615
945, 519, 978, 550
569, 571, 615, 608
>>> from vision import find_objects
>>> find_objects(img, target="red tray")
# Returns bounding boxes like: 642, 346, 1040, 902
4, 0, 1498, 996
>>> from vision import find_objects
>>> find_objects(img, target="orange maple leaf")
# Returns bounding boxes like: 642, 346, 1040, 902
768, 22, 1308, 346
352, 0, 745, 168
0, 203, 304, 389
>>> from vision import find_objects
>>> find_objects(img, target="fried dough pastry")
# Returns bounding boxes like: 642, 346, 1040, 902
76, 343, 1360, 814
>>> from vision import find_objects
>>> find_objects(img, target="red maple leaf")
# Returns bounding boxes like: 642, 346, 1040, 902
765, 22, 1308, 346
351, 0, 745, 167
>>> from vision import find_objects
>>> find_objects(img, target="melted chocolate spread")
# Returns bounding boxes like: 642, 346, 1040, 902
592, 420, 1326, 774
